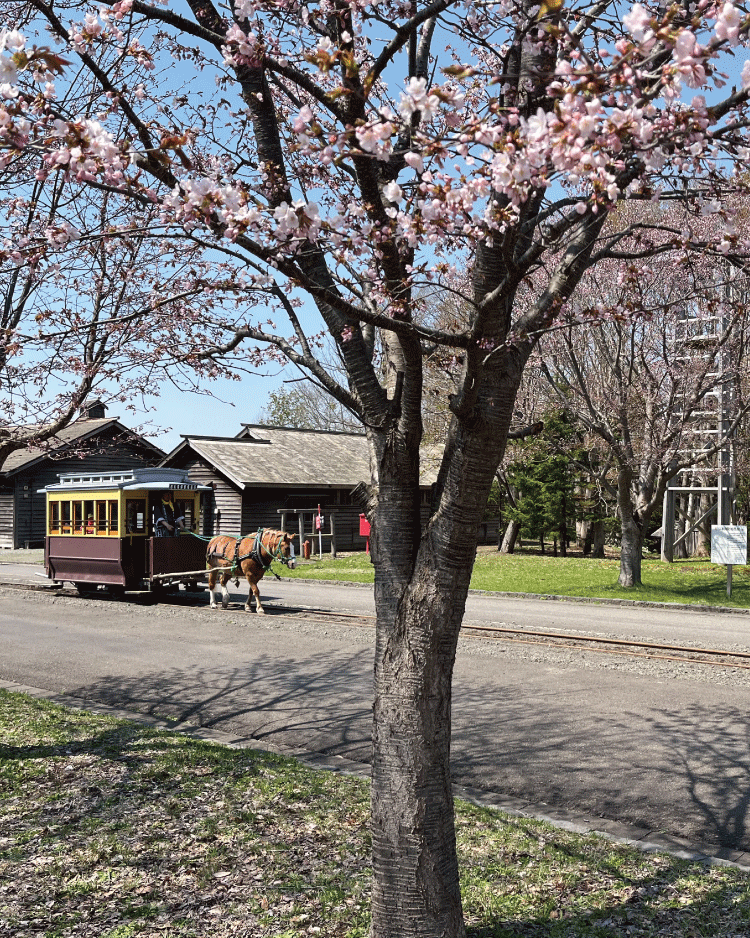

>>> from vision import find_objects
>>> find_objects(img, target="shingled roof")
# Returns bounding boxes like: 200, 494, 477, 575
163, 424, 442, 489
0, 417, 164, 476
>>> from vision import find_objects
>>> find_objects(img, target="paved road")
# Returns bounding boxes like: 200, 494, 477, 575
2, 567, 750, 860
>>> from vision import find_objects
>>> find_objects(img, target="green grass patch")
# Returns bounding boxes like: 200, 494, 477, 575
284, 549, 750, 608
2, 689, 749, 937
0, 548, 45, 564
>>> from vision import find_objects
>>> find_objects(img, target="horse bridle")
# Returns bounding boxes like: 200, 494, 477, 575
235, 528, 295, 570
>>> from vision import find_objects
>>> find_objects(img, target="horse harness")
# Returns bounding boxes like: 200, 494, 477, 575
210, 529, 288, 578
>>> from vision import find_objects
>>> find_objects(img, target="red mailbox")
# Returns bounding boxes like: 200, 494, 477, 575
359, 514, 371, 553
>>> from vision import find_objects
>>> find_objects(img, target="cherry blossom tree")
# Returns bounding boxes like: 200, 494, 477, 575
0, 152, 251, 466
540, 236, 750, 586
5, 1, 750, 934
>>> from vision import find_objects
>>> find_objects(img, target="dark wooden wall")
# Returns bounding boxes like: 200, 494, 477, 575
174, 456, 243, 538
5, 432, 159, 549
169, 445, 499, 554
0, 489, 14, 550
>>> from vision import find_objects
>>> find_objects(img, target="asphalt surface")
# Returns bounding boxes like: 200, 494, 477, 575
3, 561, 750, 869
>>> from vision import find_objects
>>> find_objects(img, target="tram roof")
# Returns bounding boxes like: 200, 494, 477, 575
41, 467, 212, 494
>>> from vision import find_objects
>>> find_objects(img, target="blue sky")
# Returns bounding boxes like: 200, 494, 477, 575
125, 366, 290, 456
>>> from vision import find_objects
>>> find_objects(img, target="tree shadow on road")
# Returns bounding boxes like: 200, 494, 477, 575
66, 646, 374, 764
55, 644, 750, 854
451, 677, 750, 854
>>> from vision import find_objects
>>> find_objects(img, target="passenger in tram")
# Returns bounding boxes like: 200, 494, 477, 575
154, 492, 185, 537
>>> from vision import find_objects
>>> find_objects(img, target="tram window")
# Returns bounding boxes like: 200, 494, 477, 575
61, 501, 71, 534
109, 500, 119, 534
96, 501, 108, 534
73, 501, 83, 534
177, 499, 194, 531
125, 499, 146, 534
49, 501, 60, 534
84, 501, 95, 534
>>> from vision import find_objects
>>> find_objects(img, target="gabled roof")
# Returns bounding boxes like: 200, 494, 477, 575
0, 417, 164, 477
162, 424, 442, 489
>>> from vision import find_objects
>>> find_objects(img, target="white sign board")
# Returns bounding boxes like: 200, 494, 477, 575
711, 526, 748, 566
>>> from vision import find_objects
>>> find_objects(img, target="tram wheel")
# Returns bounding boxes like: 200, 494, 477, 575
74, 582, 98, 597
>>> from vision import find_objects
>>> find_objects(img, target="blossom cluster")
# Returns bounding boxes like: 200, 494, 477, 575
1, 0, 750, 296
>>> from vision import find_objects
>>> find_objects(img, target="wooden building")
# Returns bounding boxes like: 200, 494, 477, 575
161, 424, 442, 553
0, 401, 164, 549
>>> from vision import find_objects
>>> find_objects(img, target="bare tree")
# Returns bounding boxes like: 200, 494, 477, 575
541, 255, 750, 586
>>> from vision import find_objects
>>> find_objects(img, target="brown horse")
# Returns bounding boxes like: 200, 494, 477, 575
206, 528, 296, 614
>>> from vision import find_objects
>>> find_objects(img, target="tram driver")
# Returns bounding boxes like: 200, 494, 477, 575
154, 491, 185, 537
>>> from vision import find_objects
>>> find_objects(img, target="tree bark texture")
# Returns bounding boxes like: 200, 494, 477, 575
369, 358, 523, 938
590, 519, 606, 559
618, 516, 643, 587
617, 466, 643, 587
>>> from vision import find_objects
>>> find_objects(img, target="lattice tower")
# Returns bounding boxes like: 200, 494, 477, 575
660, 280, 738, 561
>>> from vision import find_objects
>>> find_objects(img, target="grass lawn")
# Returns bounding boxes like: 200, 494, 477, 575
285, 548, 750, 609
0, 548, 45, 564
2, 689, 750, 938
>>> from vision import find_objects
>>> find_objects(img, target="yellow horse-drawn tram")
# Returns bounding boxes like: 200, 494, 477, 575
42, 468, 212, 596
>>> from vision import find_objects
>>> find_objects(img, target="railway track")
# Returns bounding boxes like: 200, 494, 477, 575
265, 604, 750, 670
14, 581, 750, 670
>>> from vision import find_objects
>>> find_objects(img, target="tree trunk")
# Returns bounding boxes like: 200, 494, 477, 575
617, 465, 643, 587
369, 360, 523, 938
371, 569, 466, 938
618, 517, 643, 586
575, 486, 588, 548
499, 519, 520, 553
559, 515, 567, 556
674, 494, 689, 560
695, 493, 711, 557
590, 518, 605, 558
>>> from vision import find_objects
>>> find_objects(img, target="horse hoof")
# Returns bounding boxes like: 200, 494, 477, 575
256, 608, 265, 616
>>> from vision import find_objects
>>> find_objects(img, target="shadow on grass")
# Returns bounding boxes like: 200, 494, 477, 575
0, 694, 369, 937
464, 817, 750, 937
3, 690, 750, 938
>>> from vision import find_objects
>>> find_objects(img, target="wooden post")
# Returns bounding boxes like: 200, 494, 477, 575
330, 511, 337, 559
298, 512, 305, 553
279, 510, 287, 533
661, 489, 675, 563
